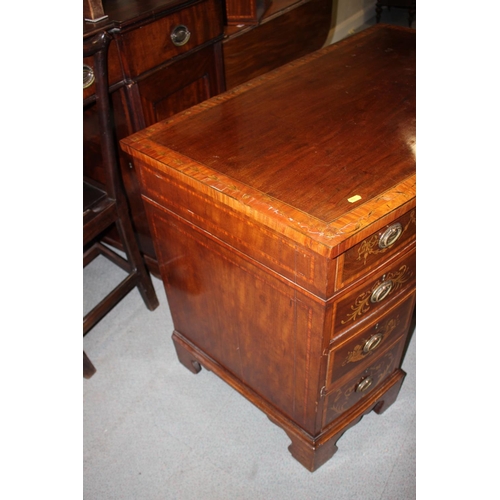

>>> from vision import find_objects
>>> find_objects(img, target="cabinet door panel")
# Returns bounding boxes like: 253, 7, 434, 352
136, 44, 224, 126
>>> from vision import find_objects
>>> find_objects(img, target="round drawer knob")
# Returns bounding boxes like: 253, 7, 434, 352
379, 222, 403, 249
363, 333, 383, 354
83, 64, 95, 89
171, 25, 191, 46
370, 280, 393, 303
356, 376, 373, 393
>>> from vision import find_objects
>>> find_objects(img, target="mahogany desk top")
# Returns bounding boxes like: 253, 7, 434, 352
122, 24, 416, 257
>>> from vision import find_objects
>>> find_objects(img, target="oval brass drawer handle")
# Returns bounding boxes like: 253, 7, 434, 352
370, 280, 393, 303
379, 222, 403, 249
83, 64, 95, 89
171, 25, 191, 46
356, 376, 373, 393
363, 333, 384, 354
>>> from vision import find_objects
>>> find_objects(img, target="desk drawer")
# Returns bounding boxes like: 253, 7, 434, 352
323, 333, 406, 426
325, 291, 415, 392
138, 162, 329, 297
337, 209, 416, 290
119, 0, 224, 78
332, 247, 415, 339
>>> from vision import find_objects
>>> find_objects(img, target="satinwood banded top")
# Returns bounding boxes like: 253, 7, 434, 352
121, 24, 416, 255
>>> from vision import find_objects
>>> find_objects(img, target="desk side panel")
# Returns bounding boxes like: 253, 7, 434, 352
146, 199, 329, 435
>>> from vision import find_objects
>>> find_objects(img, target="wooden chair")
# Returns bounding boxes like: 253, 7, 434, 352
83, 31, 159, 378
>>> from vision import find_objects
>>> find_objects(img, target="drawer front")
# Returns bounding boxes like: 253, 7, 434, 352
119, 0, 224, 78
325, 290, 415, 392
323, 334, 406, 425
332, 248, 415, 339
337, 209, 416, 290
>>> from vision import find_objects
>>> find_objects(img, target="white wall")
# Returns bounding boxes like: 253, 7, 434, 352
325, 0, 377, 45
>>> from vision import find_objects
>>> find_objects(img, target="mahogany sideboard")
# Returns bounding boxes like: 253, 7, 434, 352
84, 0, 332, 277
84, 0, 226, 274
121, 24, 416, 471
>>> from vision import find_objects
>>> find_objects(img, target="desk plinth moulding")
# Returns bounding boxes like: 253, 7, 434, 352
121, 25, 416, 472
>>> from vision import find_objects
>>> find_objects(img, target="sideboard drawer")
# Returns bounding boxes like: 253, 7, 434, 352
332, 248, 416, 339
337, 208, 416, 290
325, 291, 415, 392
83, 38, 123, 100
119, 0, 224, 78
323, 333, 406, 426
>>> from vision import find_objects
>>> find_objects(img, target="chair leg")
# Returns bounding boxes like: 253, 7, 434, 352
115, 205, 159, 311
84, 351, 97, 379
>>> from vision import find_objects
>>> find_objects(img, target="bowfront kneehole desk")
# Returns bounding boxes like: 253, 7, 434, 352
121, 24, 416, 472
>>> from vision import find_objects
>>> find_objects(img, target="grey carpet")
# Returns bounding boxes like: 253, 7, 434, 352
84, 251, 415, 499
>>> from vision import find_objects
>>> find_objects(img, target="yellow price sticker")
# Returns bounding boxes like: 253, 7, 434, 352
347, 195, 362, 203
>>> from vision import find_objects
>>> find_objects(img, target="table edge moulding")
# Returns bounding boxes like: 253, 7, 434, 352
120, 24, 416, 472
